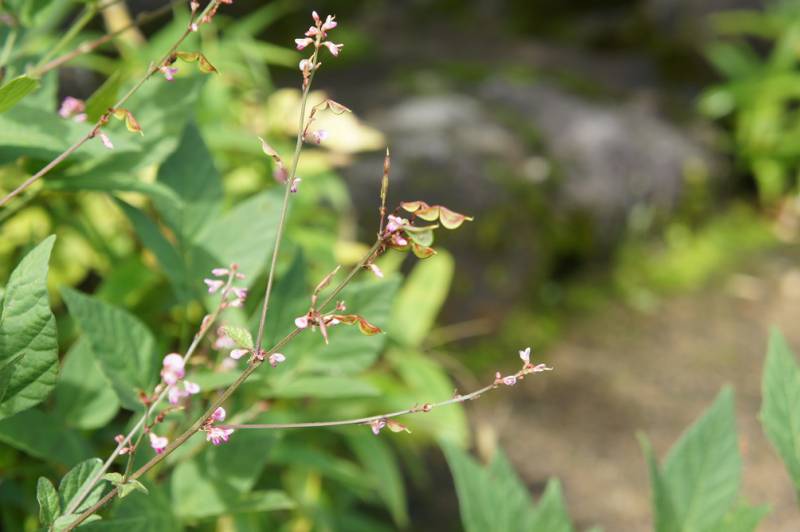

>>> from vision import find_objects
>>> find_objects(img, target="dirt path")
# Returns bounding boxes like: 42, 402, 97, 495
472, 249, 800, 531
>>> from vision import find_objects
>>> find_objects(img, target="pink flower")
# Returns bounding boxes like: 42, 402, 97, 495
206, 426, 234, 445
309, 129, 328, 144
322, 41, 343, 56
168, 380, 200, 405
321, 15, 337, 32
212, 267, 229, 276
59, 96, 85, 119
212, 407, 226, 422
305, 26, 320, 37
519, 347, 531, 365
204, 279, 224, 293
312, 10, 320, 24
161, 353, 185, 385
160, 65, 178, 81
532, 363, 553, 373
232, 287, 247, 300
502, 375, 517, 386
370, 419, 386, 435
391, 233, 408, 247
385, 215, 407, 233
149, 432, 168, 454
190, 22, 198, 32
73, 113, 87, 123
290, 178, 301, 193
99, 132, 114, 150
369, 264, 383, 278
295, 37, 313, 50
295, 316, 309, 329
214, 328, 235, 350
230, 348, 249, 360
184, 381, 200, 394
268, 352, 286, 367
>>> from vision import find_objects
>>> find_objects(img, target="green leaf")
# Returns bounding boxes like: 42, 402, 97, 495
53, 338, 120, 429
52, 513, 101, 530
0, 353, 24, 404
84, 72, 122, 122
171, 425, 279, 518
390, 250, 454, 347
0, 235, 58, 420
155, 122, 223, 239
102, 473, 124, 484
62, 287, 157, 410
760, 328, 800, 495
0, 75, 39, 113
59, 458, 105, 513
221, 325, 254, 350
639, 434, 680, 532
37, 476, 60, 526
528, 479, 575, 532
708, 502, 769, 532
270, 376, 380, 399
663, 388, 741, 532
258, 251, 309, 347
345, 432, 408, 526
82, 484, 177, 531
117, 479, 148, 499
0, 408, 91, 466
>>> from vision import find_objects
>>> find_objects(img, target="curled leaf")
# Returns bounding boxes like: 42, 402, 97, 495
400, 201, 473, 229
175, 51, 218, 74
386, 419, 411, 433
111, 108, 143, 135
406, 227, 435, 247
439, 206, 473, 229
334, 314, 383, 335
411, 242, 436, 259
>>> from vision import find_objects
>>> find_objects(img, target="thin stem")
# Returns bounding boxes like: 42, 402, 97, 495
223, 382, 500, 430
61, 267, 236, 517
68, 240, 383, 528
35, 4, 97, 69
253, 39, 321, 353
0, 1, 221, 209
0, 29, 18, 70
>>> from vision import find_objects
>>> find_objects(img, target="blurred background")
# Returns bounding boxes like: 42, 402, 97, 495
3, 0, 800, 530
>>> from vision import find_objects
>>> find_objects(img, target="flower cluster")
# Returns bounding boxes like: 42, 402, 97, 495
295, 11, 341, 56
203, 407, 234, 445
369, 418, 411, 436
149, 432, 168, 454
161, 353, 201, 405
204, 264, 247, 307
379, 202, 474, 259
58, 97, 87, 123
494, 347, 553, 387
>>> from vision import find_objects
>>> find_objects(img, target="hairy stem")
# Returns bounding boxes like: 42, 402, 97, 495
0, 1, 221, 208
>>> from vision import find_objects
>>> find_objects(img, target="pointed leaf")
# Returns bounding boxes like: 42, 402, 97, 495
37, 477, 60, 526
85, 72, 121, 122
639, 434, 680, 532
346, 431, 408, 526
0, 75, 39, 113
0, 235, 58, 420
62, 288, 157, 410
58, 458, 105, 513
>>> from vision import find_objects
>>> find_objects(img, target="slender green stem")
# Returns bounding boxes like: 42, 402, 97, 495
0, 29, 17, 71
36, 4, 97, 69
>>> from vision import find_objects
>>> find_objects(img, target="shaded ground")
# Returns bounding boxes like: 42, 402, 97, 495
471, 247, 800, 531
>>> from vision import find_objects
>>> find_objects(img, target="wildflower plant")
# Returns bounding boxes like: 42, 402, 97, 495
0, 3, 554, 529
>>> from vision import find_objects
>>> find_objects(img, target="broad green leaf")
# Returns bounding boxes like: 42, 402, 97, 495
0, 407, 90, 466
62, 287, 157, 410
116, 200, 192, 301
53, 338, 120, 429
390, 250, 453, 347
663, 388, 741, 532
53, 514, 101, 530
639, 434, 680, 532
171, 424, 279, 518
59, 458, 105, 513
760, 328, 800, 494
82, 484, 177, 532
287, 277, 399, 375
708, 503, 769, 532
0, 235, 58, 419
0, 353, 24, 404
345, 432, 408, 527
0, 75, 39, 113
84, 72, 121, 122
37, 476, 60, 526
270, 440, 373, 493
155, 122, 223, 239
270, 376, 380, 399
117, 479, 148, 499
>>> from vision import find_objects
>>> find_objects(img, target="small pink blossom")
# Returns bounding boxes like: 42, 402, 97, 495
502, 375, 517, 386
309, 129, 328, 144
385, 215, 407, 233
295, 37, 313, 50
214, 328, 235, 350
58, 96, 85, 119
295, 316, 309, 329
230, 348, 249, 360
204, 279, 224, 293
370, 418, 386, 435
519, 347, 531, 365
391, 233, 408, 247
322, 41, 343, 56
184, 381, 200, 394
160, 65, 178, 81
305, 26, 320, 37
369, 263, 383, 278
207, 426, 234, 445
190, 22, 199, 32
73, 113, 87, 123
290, 178, 301, 193
114, 434, 131, 454
268, 352, 286, 367
168, 380, 200, 404
321, 15, 337, 32
149, 432, 168, 454
312, 10, 320, 24
99, 132, 114, 150
212, 267, 229, 276
212, 407, 226, 422
532, 363, 553, 373
161, 353, 185, 385
232, 287, 247, 300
